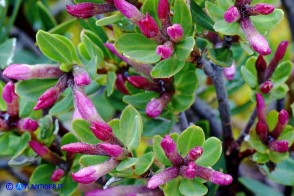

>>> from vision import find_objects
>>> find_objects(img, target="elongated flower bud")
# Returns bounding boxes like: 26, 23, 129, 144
157, 0, 171, 35
167, 24, 184, 43
51, 169, 64, 182
247, 3, 275, 16
161, 135, 184, 166
2, 82, 18, 116
260, 81, 273, 94
271, 110, 289, 139
180, 162, 197, 179
61, 142, 109, 155
138, 13, 160, 39
185, 146, 203, 163
17, 118, 38, 132
156, 41, 174, 59
147, 167, 179, 189
146, 92, 171, 118
99, 143, 125, 158
0, 119, 8, 131
66, 3, 116, 19
195, 165, 233, 185
113, 0, 144, 24
127, 76, 155, 90
255, 121, 268, 143
90, 121, 113, 140
29, 141, 63, 165
115, 74, 130, 95
223, 62, 236, 81
224, 6, 241, 23
73, 66, 91, 86
240, 17, 271, 55
255, 55, 267, 84
268, 140, 289, 153
256, 93, 266, 122
3, 64, 63, 80
72, 158, 119, 184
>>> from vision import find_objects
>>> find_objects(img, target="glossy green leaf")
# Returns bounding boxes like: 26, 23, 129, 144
195, 137, 222, 167
96, 12, 124, 26
191, 0, 215, 31
142, 114, 173, 137
217, 0, 234, 10
30, 164, 56, 185
249, 129, 268, 153
271, 61, 293, 85
115, 33, 160, 64
135, 152, 154, 175
153, 135, 171, 166
123, 92, 159, 109
107, 71, 116, 96
269, 150, 289, 163
207, 47, 233, 67
0, 38, 16, 68
177, 125, 205, 157
117, 158, 138, 171
163, 178, 182, 196
179, 179, 208, 196
18, 97, 35, 118
72, 119, 100, 144
252, 152, 269, 164
151, 55, 185, 78
79, 155, 109, 167
59, 176, 78, 196
213, 20, 241, 35
271, 83, 289, 100
241, 57, 258, 89
173, 0, 193, 36
205, 1, 225, 22
0, 81, 7, 110
49, 90, 73, 116
119, 105, 143, 150
278, 126, 294, 146
12, 132, 31, 159
174, 37, 195, 61
108, 119, 121, 141
266, 110, 278, 131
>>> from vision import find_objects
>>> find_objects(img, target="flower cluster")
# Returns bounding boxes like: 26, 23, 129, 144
224, 1, 275, 55
147, 136, 233, 189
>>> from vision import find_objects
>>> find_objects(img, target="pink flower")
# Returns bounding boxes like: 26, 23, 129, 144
113, 0, 144, 24
180, 162, 197, 179
167, 24, 184, 42
147, 167, 179, 189
17, 118, 38, 132
73, 66, 91, 86
260, 81, 273, 94
161, 135, 184, 166
2, 82, 19, 116
224, 6, 241, 23
247, 3, 275, 16
156, 41, 174, 59
51, 169, 64, 182
268, 140, 289, 153
138, 13, 160, 39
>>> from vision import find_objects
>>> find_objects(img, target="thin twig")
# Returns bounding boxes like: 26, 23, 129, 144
179, 112, 189, 131
236, 109, 257, 145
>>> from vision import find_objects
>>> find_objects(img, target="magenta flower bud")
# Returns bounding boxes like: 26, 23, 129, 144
147, 167, 179, 189
255, 121, 269, 143
73, 66, 91, 86
268, 140, 289, 153
157, 0, 170, 21
240, 18, 271, 55
161, 135, 184, 166
2, 81, 19, 116
72, 106, 83, 120
29, 141, 63, 165
185, 146, 203, 162
0, 119, 8, 131
146, 98, 162, 118
127, 76, 155, 90
223, 62, 236, 81
72, 158, 119, 184
17, 118, 38, 132
195, 165, 233, 185
180, 162, 197, 179
3, 64, 63, 80
90, 121, 113, 141
51, 169, 64, 182
113, 0, 144, 24
156, 41, 174, 59
247, 3, 275, 16
271, 110, 289, 139
256, 93, 266, 122
255, 55, 267, 84
224, 6, 241, 23
115, 74, 130, 95
99, 143, 125, 158
260, 81, 273, 94
167, 24, 184, 42
138, 13, 160, 39
34, 87, 60, 110
61, 142, 108, 155
66, 2, 116, 19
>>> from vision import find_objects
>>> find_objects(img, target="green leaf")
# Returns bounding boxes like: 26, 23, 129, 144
106, 71, 116, 96
241, 57, 258, 89
119, 105, 143, 150
116, 158, 138, 171
96, 12, 124, 26
12, 132, 31, 159
37, 2, 57, 31
49, 89, 73, 116
72, 119, 100, 144
217, 0, 234, 10
196, 137, 222, 167
0, 81, 7, 111
179, 179, 208, 196
177, 125, 205, 157
173, 0, 193, 36
79, 155, 109, 167
205, 1, 225, 22
153, 135, 171, 166
207, 47, 233, 67
16, 79, 57, 101
0, 38, 16, 68
249, 129, 268, 153
0, 133, 10, 156
271, 61, 293, 85
59, 176, 78, 196
18, 97, 35, 118
142, 0, 159, 22
163, 178, 182, 196
191, 0, 215, 31
108, 119, 121, 141
278, 126, 294, 146
266, 110, 278, 131
151, 55, 185, 78
252, 152, 269, 164
30, 164, 56, 185
174, 37, 195, 61
142, 114, 173, 137
82, 30, 110, 58
123, 92, 159, 109
172, 69, 197, 112
135, 152, 154, 175
115, 33, 160, 64
269, 150, 289, 163
271, 83, 289, 100
213, 20, 240, 35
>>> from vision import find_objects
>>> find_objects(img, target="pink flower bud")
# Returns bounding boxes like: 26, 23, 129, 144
247, 3, 275, 16
147, 167, 179, 189
72, 158, 119, 184
99, 143, 124, 158
17, 118, 38, 132
240, 18, 271, 55
161, 135, 184, 166
73, 66, 91, 86
157, 0, 170, 21
271, 109, 289, 139
167, 24, 184, 42
34, 87, 60, 110
255, 121, 268, 143
224, 6, 241, 23
223, 62, 236, 81
3, 64, 63, 80
51, 169, 64, 182
72, 106, 83, 120
113, 0, 144, 24
180, 162, 197, 179
185, 146, 203, 162
255, 55, 267, 83
195, 165, 233, 185
66, 3, 116, 19
115, 74, 130, 95
156, 41, 174, 59
138, 13, 160, 39
146, 98, 163, 118
2, 82, 18, 116
0, 119, 8, 131
90, 121, 113, 141
268, 140, 289, 153
61, 142, 108, 155
260, 81, 273, 94
127, 76, 154, 90
256, 93, 266, 122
